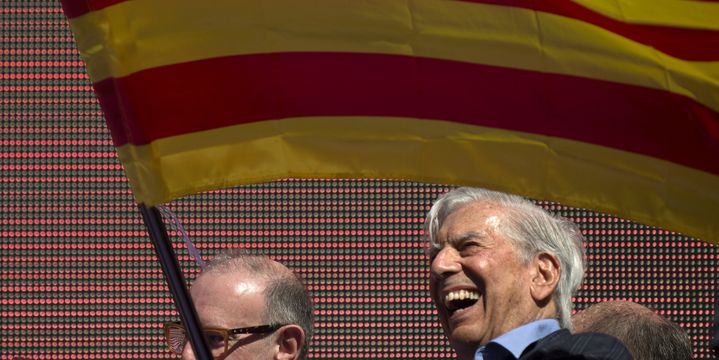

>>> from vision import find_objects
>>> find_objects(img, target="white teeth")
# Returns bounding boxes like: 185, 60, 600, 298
444, 290, 479, 305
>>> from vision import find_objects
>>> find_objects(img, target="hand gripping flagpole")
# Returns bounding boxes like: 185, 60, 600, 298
139, 204, 213, 360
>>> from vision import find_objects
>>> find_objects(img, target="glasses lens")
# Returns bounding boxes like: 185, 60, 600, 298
164, 324, 231, 355
203, 328, 228, 352
165, 323, 187, 354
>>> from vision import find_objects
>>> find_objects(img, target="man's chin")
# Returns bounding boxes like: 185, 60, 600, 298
447, 325, 483, 349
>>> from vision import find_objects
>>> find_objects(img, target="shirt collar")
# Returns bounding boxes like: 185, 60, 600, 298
475, 319, 560, 360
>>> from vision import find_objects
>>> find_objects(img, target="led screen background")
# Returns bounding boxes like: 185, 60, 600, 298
1, 1, 718, 359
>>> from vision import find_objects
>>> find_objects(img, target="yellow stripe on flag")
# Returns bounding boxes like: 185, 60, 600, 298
70, 0, 719, 113
574, 0, 719, 30
117, 116, 719, 243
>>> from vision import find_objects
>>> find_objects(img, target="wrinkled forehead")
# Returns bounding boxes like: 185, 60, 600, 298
441, 201, 505, 231
190, 269, 270, 327
433, 202, 509, 246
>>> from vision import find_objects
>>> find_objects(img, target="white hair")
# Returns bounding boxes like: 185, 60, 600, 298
423, 187, 585, 329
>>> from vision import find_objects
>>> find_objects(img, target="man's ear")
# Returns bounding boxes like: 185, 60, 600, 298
529, 252, 560, 304
274, 324, 305, 360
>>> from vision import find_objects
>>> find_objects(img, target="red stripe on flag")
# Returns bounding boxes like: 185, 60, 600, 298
462, 0, 719, 60
94, 52, 719, 175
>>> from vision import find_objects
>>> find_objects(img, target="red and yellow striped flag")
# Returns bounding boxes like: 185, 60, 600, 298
61, 0, 719, 243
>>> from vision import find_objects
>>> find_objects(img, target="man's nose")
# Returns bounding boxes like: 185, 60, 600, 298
430, 247, 461, 277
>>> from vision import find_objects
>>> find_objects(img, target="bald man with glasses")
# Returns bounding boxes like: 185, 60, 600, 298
163, 250, 314, 360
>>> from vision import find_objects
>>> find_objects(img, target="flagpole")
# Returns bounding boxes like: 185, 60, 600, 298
139, 204, 213, 360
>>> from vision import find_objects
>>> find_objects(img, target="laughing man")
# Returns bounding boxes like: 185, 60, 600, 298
424, 187, 632, 360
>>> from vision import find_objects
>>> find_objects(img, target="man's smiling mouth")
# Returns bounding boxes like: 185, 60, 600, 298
444, 290, 480, 315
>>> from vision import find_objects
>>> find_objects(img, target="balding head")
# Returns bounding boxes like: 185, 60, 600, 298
182, 250, 314, 360
198, 251, 297, 284
573, 301, 692, 360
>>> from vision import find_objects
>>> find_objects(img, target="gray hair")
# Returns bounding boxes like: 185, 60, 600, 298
201, 250, 315, 359
423, 187, 585, 329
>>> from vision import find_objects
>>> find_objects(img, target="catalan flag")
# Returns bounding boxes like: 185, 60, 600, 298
61, 0, 719, 244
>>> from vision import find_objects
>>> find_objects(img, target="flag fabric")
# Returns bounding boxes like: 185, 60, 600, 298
60, 0, 719, 244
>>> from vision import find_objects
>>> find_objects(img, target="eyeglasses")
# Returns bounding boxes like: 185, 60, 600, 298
163, 321, 285, 355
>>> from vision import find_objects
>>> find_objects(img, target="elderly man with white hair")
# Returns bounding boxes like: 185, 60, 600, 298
425, 187, 632, 360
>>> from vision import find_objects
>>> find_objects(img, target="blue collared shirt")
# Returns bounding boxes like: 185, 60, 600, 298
475, 319, 560, 360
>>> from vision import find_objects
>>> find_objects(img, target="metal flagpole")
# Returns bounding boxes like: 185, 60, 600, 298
139, 204, 213, 360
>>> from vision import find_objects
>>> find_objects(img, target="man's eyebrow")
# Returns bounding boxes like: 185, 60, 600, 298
446, 231, 488, 247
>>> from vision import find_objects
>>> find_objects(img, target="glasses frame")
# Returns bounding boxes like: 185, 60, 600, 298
163, 321, 285, 355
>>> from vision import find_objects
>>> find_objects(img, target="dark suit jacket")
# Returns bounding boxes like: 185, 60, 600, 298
519, 329, 633, 360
